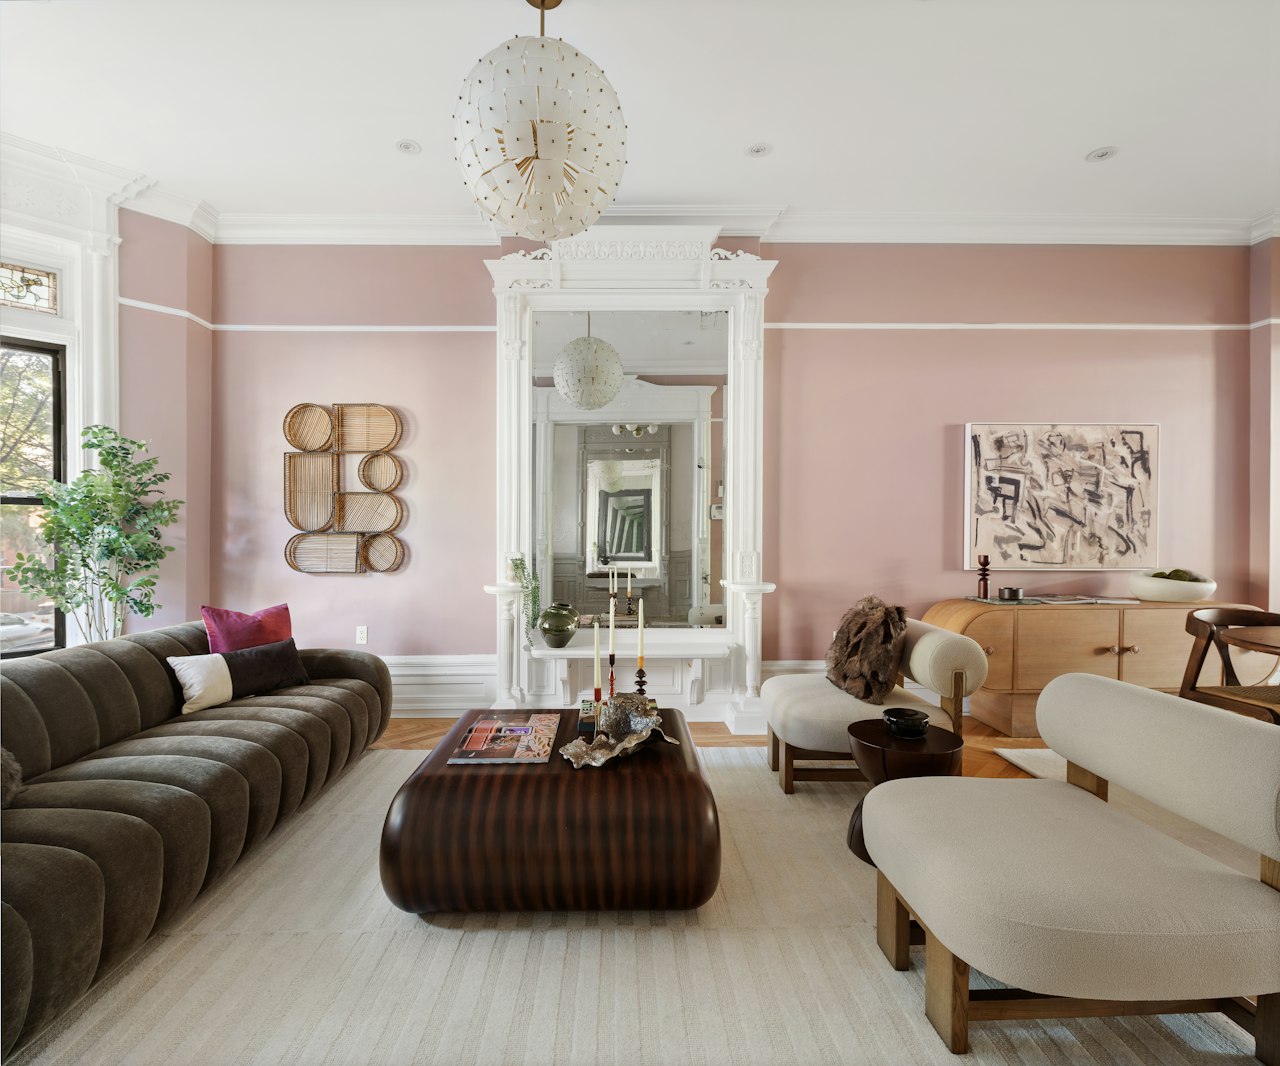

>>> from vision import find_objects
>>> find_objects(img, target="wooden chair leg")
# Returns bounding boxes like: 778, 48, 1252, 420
924, 926, 970, 1054
1258, 992, 1279, 1066
876, 872, 910, 971
781, 741, 795, 795
767, 726, 779, 771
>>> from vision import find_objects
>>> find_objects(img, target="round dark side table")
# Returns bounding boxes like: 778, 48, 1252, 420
846, 719, 964, 865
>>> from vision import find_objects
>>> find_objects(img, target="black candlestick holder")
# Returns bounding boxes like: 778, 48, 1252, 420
625, 594, 635, 616
608, 654, 616, 699
634, 668, 646, 697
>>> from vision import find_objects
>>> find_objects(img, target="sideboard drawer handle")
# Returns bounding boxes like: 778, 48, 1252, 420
1107, 645, 1122, 655
983, 646, 995, 656
1126, 645, 1140, 655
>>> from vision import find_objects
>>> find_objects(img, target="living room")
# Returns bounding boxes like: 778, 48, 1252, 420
1, 1, 1278, 1063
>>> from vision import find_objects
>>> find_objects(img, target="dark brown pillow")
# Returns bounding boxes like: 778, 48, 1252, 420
1, 746, 23, 808
826, 595, 908, 704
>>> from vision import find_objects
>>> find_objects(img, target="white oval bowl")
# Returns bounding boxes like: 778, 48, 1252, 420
1128, 570, 1217, 602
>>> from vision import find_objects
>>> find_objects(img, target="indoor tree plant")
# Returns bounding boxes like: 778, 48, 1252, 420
10, 425, 183, 643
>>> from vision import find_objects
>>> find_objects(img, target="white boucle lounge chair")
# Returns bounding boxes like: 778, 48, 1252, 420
866, 673, 1280, 1061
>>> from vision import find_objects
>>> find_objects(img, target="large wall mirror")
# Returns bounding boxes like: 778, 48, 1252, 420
486, 227, 776, 730
532, 309, 727, 629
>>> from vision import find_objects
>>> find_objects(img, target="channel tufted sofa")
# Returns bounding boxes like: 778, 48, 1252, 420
0, 622, 392, 1059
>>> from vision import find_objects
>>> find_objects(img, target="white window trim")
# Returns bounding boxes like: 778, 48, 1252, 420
2, 134, 156, 643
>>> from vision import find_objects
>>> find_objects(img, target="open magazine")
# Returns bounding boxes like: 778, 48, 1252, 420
446, 713, 561, 764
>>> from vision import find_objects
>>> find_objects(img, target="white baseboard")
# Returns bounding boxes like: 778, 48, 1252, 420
384, 655, 497, 715
385, 656, 941, 720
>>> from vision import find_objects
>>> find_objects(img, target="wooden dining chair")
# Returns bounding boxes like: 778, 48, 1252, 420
1180, 608, 1280, 724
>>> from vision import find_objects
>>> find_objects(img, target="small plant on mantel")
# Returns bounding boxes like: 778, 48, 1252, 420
10, 425, 183, 644
510, 554, 540, 643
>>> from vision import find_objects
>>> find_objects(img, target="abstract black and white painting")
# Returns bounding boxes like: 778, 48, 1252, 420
966, 423, 1158, 570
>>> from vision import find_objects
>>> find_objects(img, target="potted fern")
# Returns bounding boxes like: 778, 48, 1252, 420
10, 425, 183, 644
509, 554, 540, 645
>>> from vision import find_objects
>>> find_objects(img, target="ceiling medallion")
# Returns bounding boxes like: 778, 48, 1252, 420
453, 0, 627, 242
553, 313, 624, 410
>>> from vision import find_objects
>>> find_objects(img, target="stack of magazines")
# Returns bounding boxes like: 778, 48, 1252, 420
446, 712, 561, 764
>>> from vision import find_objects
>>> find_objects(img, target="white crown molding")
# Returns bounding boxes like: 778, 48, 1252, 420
1250, 212, 1280, 244
126, 186, 218, 243
213, 212, 501, 246
0, 132, 154, 240
762, 210, 1268, 246
584, 204, 785, 237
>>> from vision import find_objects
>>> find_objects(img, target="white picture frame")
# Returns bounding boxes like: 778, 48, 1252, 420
964, 422, 1158, 571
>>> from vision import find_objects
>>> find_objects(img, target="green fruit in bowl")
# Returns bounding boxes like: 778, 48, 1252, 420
1166, 568, 1193, 581
1151, 571, 1168, 578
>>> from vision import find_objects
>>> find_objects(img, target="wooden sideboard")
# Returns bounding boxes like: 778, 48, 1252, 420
922, 598, 1255, 737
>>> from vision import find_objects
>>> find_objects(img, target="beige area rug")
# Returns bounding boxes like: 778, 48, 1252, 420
993, 747, 1067, 782
13, 749, 1256, 1066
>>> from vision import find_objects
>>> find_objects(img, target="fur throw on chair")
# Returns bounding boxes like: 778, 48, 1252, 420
826, 596, 908, 704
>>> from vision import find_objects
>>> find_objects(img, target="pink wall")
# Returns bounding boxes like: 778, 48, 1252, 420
116, 217, 1269, 663
210, 331, 494, 654
759, 241, 1260, 658
118, 210, 213, 630
765, 244, 1251, 324
762, 327, 1252, 659
212, 245, 497, 326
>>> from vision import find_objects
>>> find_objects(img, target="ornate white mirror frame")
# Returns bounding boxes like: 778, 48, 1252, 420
485, 226, 776, 730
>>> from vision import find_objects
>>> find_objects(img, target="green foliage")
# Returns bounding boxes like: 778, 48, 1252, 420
0, 346, 55, 495
9, 425, 183, 643
510, 554, 541, 639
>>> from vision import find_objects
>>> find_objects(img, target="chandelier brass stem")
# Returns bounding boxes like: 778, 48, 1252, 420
526, 0, 562, 36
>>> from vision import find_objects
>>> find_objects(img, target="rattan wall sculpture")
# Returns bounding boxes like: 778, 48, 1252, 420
284, 403, 405, 574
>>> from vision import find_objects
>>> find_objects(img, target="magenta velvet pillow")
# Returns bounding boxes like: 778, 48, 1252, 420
202, 603, 292, 654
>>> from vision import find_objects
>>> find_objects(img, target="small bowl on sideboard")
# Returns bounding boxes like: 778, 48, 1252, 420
1128, 570, 1217, 602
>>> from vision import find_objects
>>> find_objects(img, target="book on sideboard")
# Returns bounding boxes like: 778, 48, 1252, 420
446, 713, 561, 764
965, 595, 1141, 605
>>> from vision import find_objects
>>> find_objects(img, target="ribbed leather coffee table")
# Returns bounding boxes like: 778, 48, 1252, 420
380, 708, 721, 913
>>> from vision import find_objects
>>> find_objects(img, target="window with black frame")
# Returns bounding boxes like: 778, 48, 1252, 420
1, 337, 65, 656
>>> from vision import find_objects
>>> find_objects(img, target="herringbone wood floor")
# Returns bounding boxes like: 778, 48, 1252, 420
373, 715, 1041, 778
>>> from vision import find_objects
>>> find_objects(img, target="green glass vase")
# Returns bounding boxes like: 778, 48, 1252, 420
538, 602, 579, 649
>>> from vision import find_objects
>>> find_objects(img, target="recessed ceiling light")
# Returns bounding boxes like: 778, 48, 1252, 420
746, 143, 772, 158
1084, 145, 1119, 162
396, 139, 422, 155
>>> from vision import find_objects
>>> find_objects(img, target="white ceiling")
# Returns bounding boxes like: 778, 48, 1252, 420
2, 0, 1277, 243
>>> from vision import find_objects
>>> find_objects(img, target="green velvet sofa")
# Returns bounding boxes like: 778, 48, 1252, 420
0, 622, 392, 1059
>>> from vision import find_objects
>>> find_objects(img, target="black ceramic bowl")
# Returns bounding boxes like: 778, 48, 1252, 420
882, 707, 931, 739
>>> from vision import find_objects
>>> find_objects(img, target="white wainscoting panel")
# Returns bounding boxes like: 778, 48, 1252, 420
386, 657, 941, 724
384, 655, 497, 716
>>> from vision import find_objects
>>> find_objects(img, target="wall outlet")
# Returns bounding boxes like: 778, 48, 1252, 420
355, 625, 368, 645
710, 503, 725, 520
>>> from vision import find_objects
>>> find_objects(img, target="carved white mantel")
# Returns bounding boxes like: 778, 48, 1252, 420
485, 226, 777, 729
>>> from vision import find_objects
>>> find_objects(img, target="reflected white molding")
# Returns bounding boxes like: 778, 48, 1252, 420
486, 226, 777, 726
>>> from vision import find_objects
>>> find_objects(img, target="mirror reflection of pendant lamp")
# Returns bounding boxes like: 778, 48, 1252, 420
452, 0, 627, 242
553, 312, 623, 410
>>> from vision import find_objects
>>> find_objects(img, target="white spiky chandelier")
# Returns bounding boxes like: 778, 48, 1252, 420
453, 0, 627, 242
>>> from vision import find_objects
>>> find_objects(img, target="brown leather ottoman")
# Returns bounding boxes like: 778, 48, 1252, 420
380, 708, 721, 913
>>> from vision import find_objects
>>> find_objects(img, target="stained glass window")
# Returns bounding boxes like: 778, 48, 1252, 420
0, 263, 58, 314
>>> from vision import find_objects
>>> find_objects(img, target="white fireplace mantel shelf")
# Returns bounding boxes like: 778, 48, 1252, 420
528, 629, 736, 660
